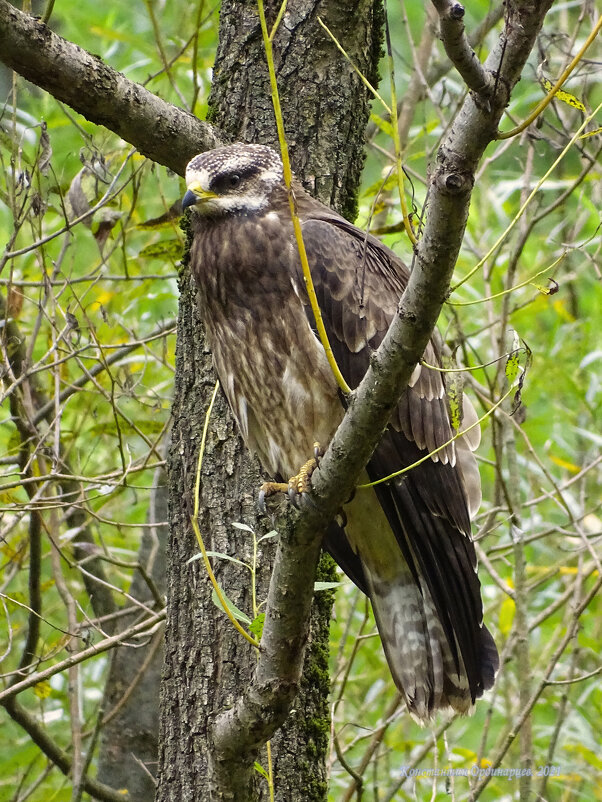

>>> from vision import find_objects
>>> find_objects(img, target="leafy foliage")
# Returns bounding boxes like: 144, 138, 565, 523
0, 0, 600, 800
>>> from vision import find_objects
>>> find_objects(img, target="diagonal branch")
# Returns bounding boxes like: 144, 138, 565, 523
210, 0, 554, 795
2, 695, 130, 802
0, 0, 219, 176
0, 290, 117, 622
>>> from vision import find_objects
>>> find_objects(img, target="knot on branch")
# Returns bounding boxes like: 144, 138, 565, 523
449, 3, 465, 21
441, 171, 467, 193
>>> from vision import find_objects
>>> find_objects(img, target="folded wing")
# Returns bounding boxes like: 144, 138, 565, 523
299, 213, 498, 718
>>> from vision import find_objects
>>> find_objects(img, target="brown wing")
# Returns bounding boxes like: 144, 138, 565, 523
299, 212, 498, 704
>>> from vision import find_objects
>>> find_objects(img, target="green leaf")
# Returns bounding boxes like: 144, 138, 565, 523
258, 529, 278, 543
138, 239, 184, 260
361, 171, 398, 200
211, 588, 251, 625
314, 581, 344, 591
254, 761, 269, 780
249, 613, 265, 638
204, 550, 249, 569
505, 335, 521, 385
231, 521, 254, 533
443, 355, 463, 433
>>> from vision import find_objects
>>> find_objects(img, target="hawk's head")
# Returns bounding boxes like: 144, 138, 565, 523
182, 143, 285, 217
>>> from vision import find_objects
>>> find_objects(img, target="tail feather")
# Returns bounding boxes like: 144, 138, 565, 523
336, 480, 498, 722
367, 565, 476, 722
367, 571, 443, 719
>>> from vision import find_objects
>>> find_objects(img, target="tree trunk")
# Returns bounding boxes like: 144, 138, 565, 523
97, 468, 168, 799
156, 1, 383, 799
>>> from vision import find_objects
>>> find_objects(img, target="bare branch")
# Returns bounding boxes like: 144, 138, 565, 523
431, 0, 495, 98
0, 609, 165, 703
2, 695, 132, 802
31, 319, 176, 425
0, 290, 117, 621
0, 0, 220, 176
471, 570, 602, 798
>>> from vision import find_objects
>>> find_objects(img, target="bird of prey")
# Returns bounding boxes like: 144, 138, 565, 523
183, 143, 498, 721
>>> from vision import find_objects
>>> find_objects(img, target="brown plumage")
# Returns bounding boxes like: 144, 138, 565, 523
183, 143, 498, 721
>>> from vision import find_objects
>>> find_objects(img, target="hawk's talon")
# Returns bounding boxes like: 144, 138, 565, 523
288, 482, 301, 508
257, 446, 323, 512
258, 481, 289, 513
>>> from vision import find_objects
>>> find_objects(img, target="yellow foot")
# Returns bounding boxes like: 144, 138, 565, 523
258, 442, 324, 512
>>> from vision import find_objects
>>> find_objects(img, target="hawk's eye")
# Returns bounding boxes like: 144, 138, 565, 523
210, 166, 259, 194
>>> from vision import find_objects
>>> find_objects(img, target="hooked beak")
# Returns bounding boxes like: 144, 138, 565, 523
182, 182, 218, 211
182, 189, 199, 210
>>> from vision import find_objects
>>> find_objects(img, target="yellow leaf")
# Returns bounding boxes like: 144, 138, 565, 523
369, 112, 394, 138
540, 77, 586, 112
549, 455, 581, 474
558, 566, 596, 576
89, 25, 136, 44
499, 596, 515, 636
579, 126, 602, 140
552, 298, 575, 322
94, 290, 115, 307
33, 680, 52, 699
563, 743, 602, 771
453, 747, 477, 761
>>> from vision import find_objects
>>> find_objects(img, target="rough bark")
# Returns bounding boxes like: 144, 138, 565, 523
157, 1, 383, 799
208, 0, 383, 217
190, 0, 556, 796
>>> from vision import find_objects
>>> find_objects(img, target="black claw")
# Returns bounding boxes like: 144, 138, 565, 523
288, 485, 300, 509
299, 491, 318, 511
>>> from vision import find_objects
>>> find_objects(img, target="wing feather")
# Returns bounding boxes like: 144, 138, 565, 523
299, 212, 497, 706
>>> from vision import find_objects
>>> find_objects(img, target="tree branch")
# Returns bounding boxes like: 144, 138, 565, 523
0, 290, 117, 622
209, 0, 553, 793
2, 695, 131, 802
0, 0, 219, 176
31, 319, 176, 425
431, 0, 494, 98
210, 506, 324, 798
0, 609, 166, 703
16, 504, 42, 672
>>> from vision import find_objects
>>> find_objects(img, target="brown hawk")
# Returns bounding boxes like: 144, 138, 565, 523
183, 143, 498, 721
